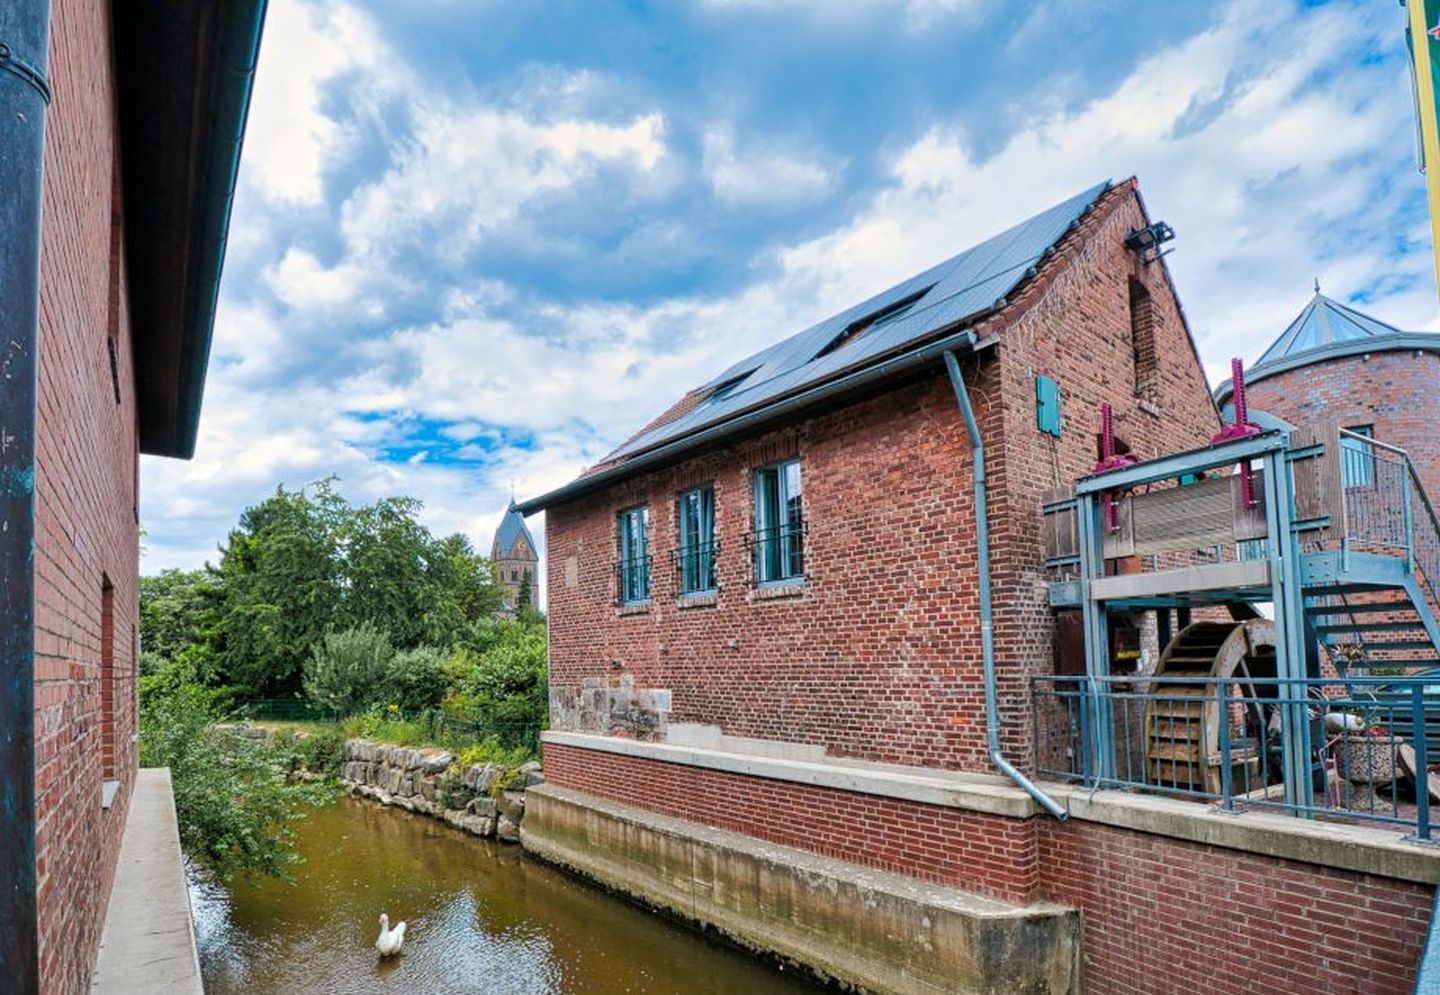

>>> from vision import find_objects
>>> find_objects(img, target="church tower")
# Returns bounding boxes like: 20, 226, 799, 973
491, 499, 539, 610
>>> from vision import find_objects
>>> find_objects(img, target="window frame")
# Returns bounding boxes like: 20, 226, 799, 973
752, 459, 805, 586
676, 485, 717, 595
1340, 425, 1375, 489
617, 504, 651, 604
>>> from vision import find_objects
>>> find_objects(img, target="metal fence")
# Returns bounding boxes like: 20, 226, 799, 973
1033, 674, 1440, 839
230, 698, 339, 723
230, 699, 543, 756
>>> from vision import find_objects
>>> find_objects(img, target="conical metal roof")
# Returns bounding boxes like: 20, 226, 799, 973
1215, 291, 1440, 403
1254, 292, 1405, 369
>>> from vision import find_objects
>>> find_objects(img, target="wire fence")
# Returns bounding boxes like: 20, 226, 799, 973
230, 699, 543, 757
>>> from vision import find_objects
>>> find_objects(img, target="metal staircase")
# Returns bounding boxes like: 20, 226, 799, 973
1299, 430, 1440, 751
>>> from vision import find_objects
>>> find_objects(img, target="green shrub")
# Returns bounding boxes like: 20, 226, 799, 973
389, 645, 446, 711
140, 681, 332, 882
295, 725, 345, 776
303, 624, 396, 715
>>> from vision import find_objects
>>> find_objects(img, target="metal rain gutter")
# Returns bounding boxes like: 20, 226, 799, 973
0, 1, 51, 988
943, 345, 1068, 821
517, 326, 987, 515
168, 0, 268, 459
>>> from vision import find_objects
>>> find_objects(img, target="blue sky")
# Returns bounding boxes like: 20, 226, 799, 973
141, 0, 1435, 584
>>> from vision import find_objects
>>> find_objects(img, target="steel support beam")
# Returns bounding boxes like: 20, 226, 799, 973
1074, 431, 1287, 496
1263, 449, 1313, 814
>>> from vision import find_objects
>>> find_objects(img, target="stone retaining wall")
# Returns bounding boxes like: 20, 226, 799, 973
340, 739, 541, 843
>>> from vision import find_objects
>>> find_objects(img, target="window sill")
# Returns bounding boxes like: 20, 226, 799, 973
677, 591, 718, 609
616, 601, 653, 617
102, 779, 121, 811
751, 579, 806, 601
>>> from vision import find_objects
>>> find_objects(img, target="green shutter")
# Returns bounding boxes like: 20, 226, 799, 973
1036, 375, 1062, 438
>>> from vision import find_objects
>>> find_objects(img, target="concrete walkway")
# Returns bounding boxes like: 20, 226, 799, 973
92, 768, 203, 994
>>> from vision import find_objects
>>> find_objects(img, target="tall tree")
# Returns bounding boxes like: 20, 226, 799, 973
211, 482, 346, 697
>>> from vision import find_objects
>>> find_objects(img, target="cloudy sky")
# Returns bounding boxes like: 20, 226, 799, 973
141, 0, 1435, 580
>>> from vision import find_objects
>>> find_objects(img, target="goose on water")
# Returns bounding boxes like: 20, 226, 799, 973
375, 913, 407, 957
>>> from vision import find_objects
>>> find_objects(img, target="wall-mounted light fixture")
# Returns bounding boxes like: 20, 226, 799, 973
1124, 221, 1175, 265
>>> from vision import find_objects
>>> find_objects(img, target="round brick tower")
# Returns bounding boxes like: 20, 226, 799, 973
1215, 291, 1440, 499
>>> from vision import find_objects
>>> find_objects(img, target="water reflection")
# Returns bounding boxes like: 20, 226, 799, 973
191, 796, 821, 994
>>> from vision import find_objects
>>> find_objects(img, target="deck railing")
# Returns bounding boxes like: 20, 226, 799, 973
1033, 674, 1440, 838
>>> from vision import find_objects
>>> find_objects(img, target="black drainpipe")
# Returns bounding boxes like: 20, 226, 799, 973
0, 3, 51, 991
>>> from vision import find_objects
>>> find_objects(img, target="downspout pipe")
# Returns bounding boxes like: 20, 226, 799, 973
0, 1, 51, 990
943, 345, 1068, 821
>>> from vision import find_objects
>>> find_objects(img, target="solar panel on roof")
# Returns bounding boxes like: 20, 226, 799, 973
600, 180, 1112, 466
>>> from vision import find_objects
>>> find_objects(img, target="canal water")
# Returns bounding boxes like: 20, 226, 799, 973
191, 795, 823, 994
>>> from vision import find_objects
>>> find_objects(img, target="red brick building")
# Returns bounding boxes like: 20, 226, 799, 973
520, 180, 1440, 992
0, 2, 265, 990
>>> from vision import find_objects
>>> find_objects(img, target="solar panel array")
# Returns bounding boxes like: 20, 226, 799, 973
603, 179, 1112, 466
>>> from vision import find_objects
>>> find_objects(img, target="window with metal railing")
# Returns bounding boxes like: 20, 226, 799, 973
675, 486, 716, 594
751, 459, 804, 585
617, 505, 650, 603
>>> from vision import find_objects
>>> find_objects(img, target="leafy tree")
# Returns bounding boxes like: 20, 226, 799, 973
341, 496, 435, 647
516, 574, 533, 610
139, 680, 329, 882
212, 482, 346, 697
303, 624, 397, 716
149, 478, 506, 700
139, 568, 222, 676
450, 616, 548, 726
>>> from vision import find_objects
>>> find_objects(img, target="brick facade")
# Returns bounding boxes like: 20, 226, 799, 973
542, 181, 1220, 770
1245, 350, 1440, 501
543, 743, 1041, 903
32, 0, 141, 988
1038, 819, 1431, 995
544, 747, 1430, 993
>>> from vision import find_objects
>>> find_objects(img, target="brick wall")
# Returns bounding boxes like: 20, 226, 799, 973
543, 743, 1040, 902
545, 368, 994, 769
542, 181, 1221, 769
1246, 351, 1440, 502
32, 0, 141, 989
1039, 819, 1432, 995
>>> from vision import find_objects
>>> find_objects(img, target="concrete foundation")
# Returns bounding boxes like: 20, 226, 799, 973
522, 784, 1080, 994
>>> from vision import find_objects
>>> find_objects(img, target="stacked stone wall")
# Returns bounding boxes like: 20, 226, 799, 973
340, 739, 540, 843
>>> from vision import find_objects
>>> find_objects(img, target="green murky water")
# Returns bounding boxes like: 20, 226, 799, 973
191, 795, 823, 994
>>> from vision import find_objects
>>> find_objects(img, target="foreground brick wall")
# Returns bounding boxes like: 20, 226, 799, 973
543, 744, 1040, 903
33, 0, 140, 988
1245, 351, 1440, 501
1039, 819, 1432, 995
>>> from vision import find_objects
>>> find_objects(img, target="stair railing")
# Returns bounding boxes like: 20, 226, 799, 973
1335, 428, 1440, 621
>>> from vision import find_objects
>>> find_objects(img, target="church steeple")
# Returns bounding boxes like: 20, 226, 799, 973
491, 499, 538, 611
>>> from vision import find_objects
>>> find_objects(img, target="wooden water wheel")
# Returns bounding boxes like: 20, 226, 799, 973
1144, 619, 1277, 794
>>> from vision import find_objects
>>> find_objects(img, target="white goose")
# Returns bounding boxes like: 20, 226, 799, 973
375, 913, 407, 957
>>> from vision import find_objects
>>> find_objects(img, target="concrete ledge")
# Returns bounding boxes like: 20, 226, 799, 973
1045, 782, 1440, 885
542, 730, 1038, 817
92, 768, 202, 995
523, 783, 1080, 994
